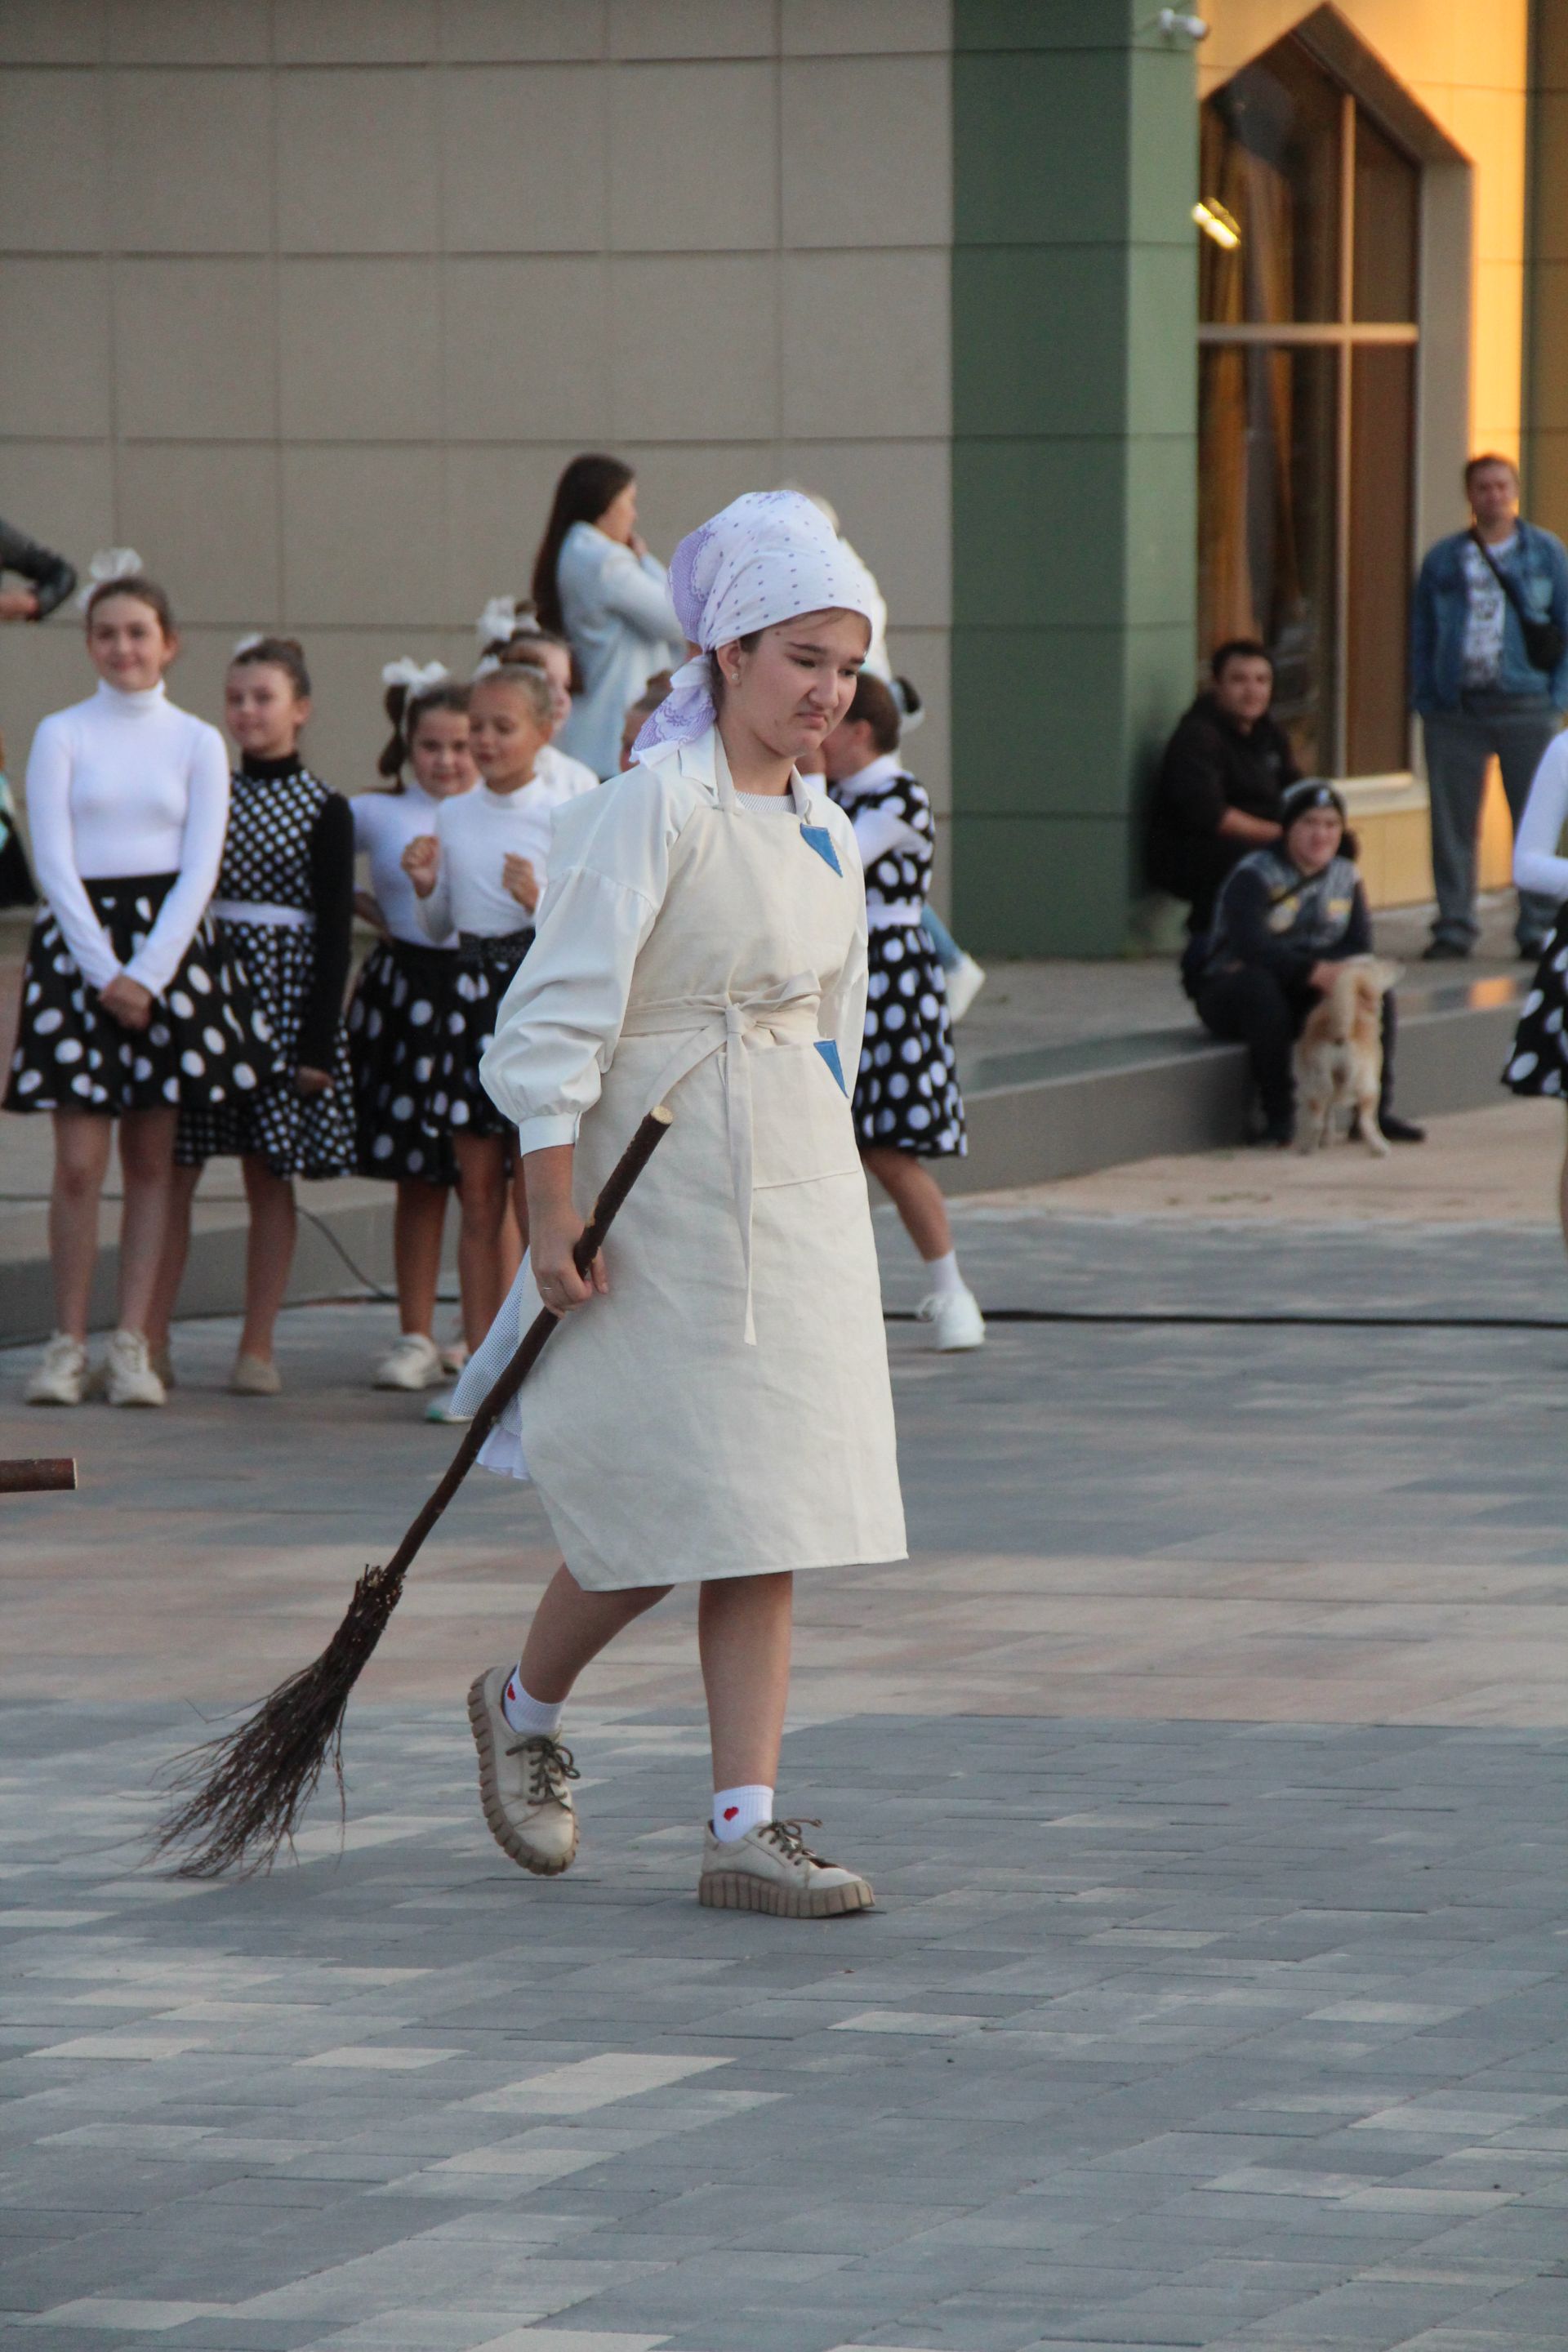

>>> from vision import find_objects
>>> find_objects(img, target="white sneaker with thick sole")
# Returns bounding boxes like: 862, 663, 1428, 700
26, 1334, 89, 1406
374, 1331, 443, 1392
104, 1328, 167, 1408
425, 1388, 472, 1424
230, 1352, 282, 1396
467, 1665, 580, 1875
943, 951, 987, 1024
917, 1287, 986, 1352
698, 1819, 874, 1918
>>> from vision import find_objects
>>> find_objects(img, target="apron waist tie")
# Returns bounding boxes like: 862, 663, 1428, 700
620, 985, 820, 1346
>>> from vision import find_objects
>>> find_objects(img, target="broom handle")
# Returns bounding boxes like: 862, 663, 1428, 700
377, 1104, 674, 1584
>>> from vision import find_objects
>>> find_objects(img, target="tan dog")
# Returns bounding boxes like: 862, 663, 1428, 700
1295, 954, 1403, 1155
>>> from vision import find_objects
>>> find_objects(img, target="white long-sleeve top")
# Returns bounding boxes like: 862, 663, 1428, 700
480, 729, 866, 1158
1514, 729, 1568, 902
416, 761, 599, 942
352, 779, 464, 947
554, 522, 684, 780
24, 679, 230, 995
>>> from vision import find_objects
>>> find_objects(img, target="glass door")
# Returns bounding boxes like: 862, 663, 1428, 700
1197, 34, 1420, 777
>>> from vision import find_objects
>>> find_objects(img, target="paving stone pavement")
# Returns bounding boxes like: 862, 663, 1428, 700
6, 1205, 1568, 2350
4, 1708, 1568, 2352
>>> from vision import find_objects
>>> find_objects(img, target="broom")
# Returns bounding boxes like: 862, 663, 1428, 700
154, 1104, 674, 1880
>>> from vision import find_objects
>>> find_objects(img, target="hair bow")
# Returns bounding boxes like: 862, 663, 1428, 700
231, 632, 265, 656
76, 547, 145, 612
381, 657, 449, 696
476, 595, 540, 646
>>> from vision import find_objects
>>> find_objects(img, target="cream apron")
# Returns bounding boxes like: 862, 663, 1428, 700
457, 760, 906, 1591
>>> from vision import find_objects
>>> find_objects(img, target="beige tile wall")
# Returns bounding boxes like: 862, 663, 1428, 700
0, 0, 954, 889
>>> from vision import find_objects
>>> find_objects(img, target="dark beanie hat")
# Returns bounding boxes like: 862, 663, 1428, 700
1281, 777, 1347, 831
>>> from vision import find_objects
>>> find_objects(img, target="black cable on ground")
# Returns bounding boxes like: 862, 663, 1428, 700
884, 1307, 1568, 1332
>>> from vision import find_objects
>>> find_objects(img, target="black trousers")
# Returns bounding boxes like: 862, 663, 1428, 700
1195, 965, 1396, 1129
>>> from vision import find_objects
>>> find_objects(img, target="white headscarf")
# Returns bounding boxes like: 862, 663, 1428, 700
633, 491, 876, 757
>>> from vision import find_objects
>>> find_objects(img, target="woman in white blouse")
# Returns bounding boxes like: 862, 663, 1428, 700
7, 570, 274, 1408
1504, 733, 1568, 1250
455, 493, 906, 1922
530, 454, 683, 782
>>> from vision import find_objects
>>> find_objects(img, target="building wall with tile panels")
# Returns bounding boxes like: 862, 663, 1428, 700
0, 0, 954, 889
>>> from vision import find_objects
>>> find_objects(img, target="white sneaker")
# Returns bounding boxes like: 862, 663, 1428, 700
374, 1331, 443, 1392
439, 1336, 470, 1377
943, 951, 987, 1024
917, 1286, 986, 1352
104, 1328, 167, 1408
467, 1667, 580, 1876
698, 1819, 874, 1918
425, 1388, 471, 1424
25, 1333, 89, 1406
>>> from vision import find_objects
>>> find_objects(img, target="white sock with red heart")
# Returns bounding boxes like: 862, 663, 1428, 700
501, 1666, 564, 1738
711, 1784, 773, 1843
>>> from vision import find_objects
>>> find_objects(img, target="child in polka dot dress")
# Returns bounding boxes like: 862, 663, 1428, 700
824, 673, 983, 1351
7, 568, 277, 1408
148, 636, 355, 1396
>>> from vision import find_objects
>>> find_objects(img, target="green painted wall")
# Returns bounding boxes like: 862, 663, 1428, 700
950, 0, 1200, 956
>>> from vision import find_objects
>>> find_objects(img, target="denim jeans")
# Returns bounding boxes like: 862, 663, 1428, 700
1423, 694, 1561, 949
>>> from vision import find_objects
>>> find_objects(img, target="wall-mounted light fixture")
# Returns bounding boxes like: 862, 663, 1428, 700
1157, 8, 1209, 37
1192, 198, 1241, 250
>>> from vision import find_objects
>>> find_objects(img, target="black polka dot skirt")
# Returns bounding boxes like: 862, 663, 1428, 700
347, 936, 459, 1184
1503, 909, 1568, 1099
855, 920, 966, 1157
176, 917, 357, 1179
4, 872, 279, 1117
428, 930, 532, 1147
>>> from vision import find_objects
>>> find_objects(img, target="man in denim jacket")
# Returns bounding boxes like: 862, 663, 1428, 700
1411, 455, 1568, 960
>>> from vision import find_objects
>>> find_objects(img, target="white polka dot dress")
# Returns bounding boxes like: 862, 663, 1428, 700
1504, 914, 1568, 1100
347, 936, 459, 1184
5, 874, 278, 1116
828, 762, 965, 1160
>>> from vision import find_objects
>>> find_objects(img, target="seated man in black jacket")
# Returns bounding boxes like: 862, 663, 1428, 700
1149, 639, 1299, 942
1193, 779, 1423, 1148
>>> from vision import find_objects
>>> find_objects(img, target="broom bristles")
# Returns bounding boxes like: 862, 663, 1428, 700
154, 1561, 403, 1878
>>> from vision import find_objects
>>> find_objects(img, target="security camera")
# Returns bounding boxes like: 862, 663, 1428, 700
1157, 8, 1209, 36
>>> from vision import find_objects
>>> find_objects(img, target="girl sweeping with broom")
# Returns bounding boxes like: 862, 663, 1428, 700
158, 494, 906, 1916
451, 491, 906, 1916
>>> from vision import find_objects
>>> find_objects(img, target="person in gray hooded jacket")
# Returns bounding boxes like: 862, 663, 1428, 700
1194, 780, 1423, 1149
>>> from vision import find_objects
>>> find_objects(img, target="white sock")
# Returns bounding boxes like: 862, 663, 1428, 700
501, 1666, 564, 1738
923, 1249, 966, 1298
711, 1784, 773, 1842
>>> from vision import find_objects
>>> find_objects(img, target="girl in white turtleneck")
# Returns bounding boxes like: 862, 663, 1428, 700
6, 571, 275, 1409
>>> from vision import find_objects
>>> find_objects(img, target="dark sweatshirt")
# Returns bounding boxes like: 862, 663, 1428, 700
1147, 693, 1301, 923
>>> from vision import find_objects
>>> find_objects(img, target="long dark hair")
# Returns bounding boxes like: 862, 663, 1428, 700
377, 679, 470, 788
530, 453, 634, 635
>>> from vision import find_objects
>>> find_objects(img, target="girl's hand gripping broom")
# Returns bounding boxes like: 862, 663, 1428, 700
153, 1105, 673, 1879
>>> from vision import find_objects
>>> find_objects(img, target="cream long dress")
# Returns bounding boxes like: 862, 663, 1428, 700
465, 725, 906, 1592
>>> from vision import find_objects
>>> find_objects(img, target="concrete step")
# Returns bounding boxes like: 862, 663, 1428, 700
1, 971, 1530, 1343
944, 972, 1527, 1193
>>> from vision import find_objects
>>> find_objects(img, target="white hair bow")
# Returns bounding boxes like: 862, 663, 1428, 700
381, 657, 449, 696
76, 547, 145, 611
475, 595, 539, 646
232, 631, 265, 656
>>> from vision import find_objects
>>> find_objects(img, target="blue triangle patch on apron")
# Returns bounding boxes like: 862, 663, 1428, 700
800, 823, 842, 876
